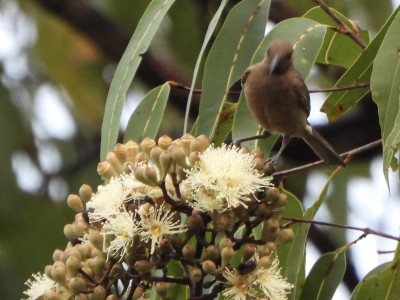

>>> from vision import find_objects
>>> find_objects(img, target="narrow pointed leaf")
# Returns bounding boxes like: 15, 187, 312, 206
124, 83, 170, 142
300, 251, 346, 300
100, 0, 175, 160
322, 5, 400, 122
371, 9, 400, 185
195, 0, 270, 140
232, 18, 326, 151
303, 7, 370, 68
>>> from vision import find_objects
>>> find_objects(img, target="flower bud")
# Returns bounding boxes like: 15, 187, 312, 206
132, 286, 145, 300
219, 237, 233, 250
238, 147, 250, 155
141, 137, 156, 156
91, 256, 106, 276
188, 151, 201, 166
114, 143, 127, 163
276, 228, 294, 245
190, 135, 209, 153
43, 289, 58, 300
106, 295, 119, 300
181, 133, 195, 154
251, 147, 264, 159
88, 229, 103, 251
201, 245, 218, 261
182, 244, 195, 259
150, 145, 163, 170
186, 214, 204, 232
92, 285, 106, 300
125, 140, 139, 162
202, 260, 217, 275
221, 246, 234, 267
190, 267, 203, 283
243, 244, 256, 262
134, 260, 154, 273
106, 151, 122, 174
255, 202, 271, 219
45, 265, 53, 279
134, 166, 148, 184
63, 224, 76, 240
155, 282, 169, 298
53, 249, 63, 262
257, 255, 271, 269
79, 184, 93, 204
51, 261, 67, 283
274, 193, 288, 208
265, 187, 281, 203
67, 194, 83, 212
135, 152, 149, 164
68, 276, 86, 295
252, 157, 265, 172
73, 220, 88, 237
170, 145, 189, 168
97, 161, 118, 178
159, 151, 172, 179
66, 255, 81, 276
158, 135, 172, 150
143, 166, 159, 185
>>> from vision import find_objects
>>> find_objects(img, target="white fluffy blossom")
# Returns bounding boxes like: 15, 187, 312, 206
23, 272, 57, 300
181, 144, 271, 212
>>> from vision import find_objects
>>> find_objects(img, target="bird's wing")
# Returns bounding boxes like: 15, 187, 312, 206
293, 71, 311, 116
241, 67, 252, 87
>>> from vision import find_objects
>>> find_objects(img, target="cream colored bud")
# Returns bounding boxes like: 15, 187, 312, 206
79, 184, 93, 203
75, 294, 89, 300
265, 187, 281, 203
141, 137, 156, 156
255, 202, 271, 219
238, 147, 251, 155
132, 286, 145, 300
176, 165, 187, 182
276, 228, 294, 245
125, 140, 139, 162
143, 166, 159, 185
106, 152, 122, 174
155, 282, 169, 298
251, 147, 264, 159
53, 249, 63, 262
252, 157, 265, 172
159, 151, 172, 179
51, 261, 67, 283
265, 218, 280, 234
202, 260, 217, 275
81, 265, 93, 278
106, 295, 119, 300
134, 166, 148, 184
64, 224, 77, 240
180, 133, 195, 154
186, 214, 204, 232
97, 161, 118, 178
219, 237, 233, 250
150, 145, 163, 170
201, 245, 218, 261
91, 248, 102, 259
134, 260, 154, 273
114, 143, 128, 163
134, 152, 149, 164
258, 255, 271, 269
43, 289, 58, 300
158, 135, 172, 150
233, 205, 248, 222
266, 241, 277, 253
45, 265, 53, 279
182, 244, 195, 259
92, 285, 106, 300
91, 256, 106, 276
190, 135, 209, 153
190, 267, 203, 283
170, 146, 189, 168
66, 255, 81, 276
73, 220, 88, 237
88, 229, 103, 251
221, 246, 234, 267
188, 151, 201, 166
274, 193, 288, 208
67, 194, 83, 212
216, 212, 234, 231
68, 276, 86, 295
243, 244, 256, 262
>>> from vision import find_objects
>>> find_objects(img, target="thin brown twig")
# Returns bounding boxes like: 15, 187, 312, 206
282, 217, 400, 241
168, 80, 370, 95
314, 0, 366, 49
272, 139, 382, 178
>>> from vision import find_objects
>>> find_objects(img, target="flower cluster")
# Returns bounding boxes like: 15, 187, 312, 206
23, 134, 294, 300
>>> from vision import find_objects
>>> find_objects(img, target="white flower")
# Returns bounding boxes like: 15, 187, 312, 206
23, 272, 57, 300
137, 203, 187, 254
101, 210, 138, 261
254, 256, 294, 300
222, 256, 293, 300
181, 144, 271, 212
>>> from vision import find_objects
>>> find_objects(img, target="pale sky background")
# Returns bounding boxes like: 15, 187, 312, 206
1, 1, 400, 299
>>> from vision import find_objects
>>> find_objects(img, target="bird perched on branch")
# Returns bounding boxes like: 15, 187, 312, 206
236, 39, 345, 167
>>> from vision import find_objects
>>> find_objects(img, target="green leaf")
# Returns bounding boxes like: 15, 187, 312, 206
285, 166, 343, 300
124, 83, 170, 142
232, 17, 326, 152
322, 5, 400, 122
100, 0, 175, 160
184, 0, 229, 133
195, 0, 270, 141
212, 102, 237, 146
300, 251, 346, 300
303, 7, 370, 68
371, 9, 400, 186
351, 243, 400, 300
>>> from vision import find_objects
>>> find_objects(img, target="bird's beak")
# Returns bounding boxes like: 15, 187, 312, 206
268, 55, 279, 76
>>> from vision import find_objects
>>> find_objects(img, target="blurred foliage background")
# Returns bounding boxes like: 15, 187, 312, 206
0, 0, 398, 299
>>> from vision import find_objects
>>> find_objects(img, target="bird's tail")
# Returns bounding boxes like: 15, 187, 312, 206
302, 125, 345, 167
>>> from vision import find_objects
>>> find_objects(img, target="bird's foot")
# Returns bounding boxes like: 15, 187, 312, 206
263, 158, 277, 176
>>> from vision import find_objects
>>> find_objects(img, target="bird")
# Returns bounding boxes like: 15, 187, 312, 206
237, 39, 345, 167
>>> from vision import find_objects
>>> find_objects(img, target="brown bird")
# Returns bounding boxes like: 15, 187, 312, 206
238, 40, 345, 167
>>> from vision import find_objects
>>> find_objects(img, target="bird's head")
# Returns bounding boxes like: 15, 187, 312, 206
265, 40, 294, 76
